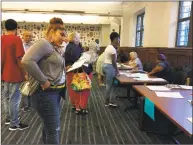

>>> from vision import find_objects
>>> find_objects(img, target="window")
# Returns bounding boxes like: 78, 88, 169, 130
176, 2, 192, 47
135, 13, 145, 47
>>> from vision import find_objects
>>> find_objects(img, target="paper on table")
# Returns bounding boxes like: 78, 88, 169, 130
188, 100, 192, 103
147, 86, 171, 91
134, 77, 166, 81
187, 118, 192, 123
179, 85, 192, 90
155, 92, 184, 98
121, 64, 133, 69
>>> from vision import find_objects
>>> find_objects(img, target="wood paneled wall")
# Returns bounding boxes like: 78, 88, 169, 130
100, 47, 192, 68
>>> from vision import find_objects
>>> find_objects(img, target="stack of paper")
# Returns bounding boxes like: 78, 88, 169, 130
134, 77, 166, 82
187, 118, 192, 123
121, 64, 133, 69
179, 85, 192, 90
147, 86, 171, 91
155, 92, 184, 99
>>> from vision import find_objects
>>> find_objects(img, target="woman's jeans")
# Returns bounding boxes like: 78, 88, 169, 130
32, 90, 61, 144
103, 64, 115, 104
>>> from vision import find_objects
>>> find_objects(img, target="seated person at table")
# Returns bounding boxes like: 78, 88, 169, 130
126, 51, 143, 71
148, 54, 171, 82
186, 69, 192, 86
117, 48, 129, 63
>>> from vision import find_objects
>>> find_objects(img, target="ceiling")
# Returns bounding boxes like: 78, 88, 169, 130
2, 2, 132, 16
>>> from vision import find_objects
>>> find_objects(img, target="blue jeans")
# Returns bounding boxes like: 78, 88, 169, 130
32, 90, 61, 144
1, 81, 21, 126
103, 64, 115, 103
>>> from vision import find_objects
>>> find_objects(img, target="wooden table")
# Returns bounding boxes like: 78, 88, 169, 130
115, 73, 168, 111
133, 85, 192, 139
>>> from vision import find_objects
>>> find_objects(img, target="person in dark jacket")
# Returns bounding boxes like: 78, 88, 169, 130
148, 54, 172, 82
65, 32, 93, 114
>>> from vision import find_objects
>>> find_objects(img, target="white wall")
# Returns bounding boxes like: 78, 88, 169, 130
110, 21, 119, 33
120, 2, 179, 47
100, 24, 111, 46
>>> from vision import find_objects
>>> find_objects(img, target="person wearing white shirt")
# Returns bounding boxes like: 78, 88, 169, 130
103, 32, 120, 107
21, 30, 33, 112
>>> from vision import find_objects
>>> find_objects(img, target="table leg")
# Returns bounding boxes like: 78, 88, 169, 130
116, 86, 132, 99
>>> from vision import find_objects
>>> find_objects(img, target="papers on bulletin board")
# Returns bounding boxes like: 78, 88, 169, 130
147, 86, 171, 91
187, 117, 192, 123
155, 92, 184, 99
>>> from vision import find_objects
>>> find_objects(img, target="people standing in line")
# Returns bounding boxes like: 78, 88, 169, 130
103, 32, 120, 107
1, 19, 29, 131
22, 17, 66, 144
96, 52, 105, 86
65, 32, 93, 114
21, 30, 33, 112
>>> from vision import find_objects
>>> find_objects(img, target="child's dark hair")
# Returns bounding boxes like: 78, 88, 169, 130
5, 19, 18, 31
110, 32, 119, 42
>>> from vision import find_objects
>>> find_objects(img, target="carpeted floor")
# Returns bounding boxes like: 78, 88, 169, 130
1, 76, 181, 144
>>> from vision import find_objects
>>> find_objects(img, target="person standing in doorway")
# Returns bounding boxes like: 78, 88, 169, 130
1, 19, 29, 131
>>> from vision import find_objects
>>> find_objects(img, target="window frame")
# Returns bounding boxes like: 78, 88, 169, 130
176, 1, 192, 47
135, 12, 145, 47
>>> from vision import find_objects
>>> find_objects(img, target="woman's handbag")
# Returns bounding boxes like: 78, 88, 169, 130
19, 76, 39, 96
19, 51, 54, 96
71, 67, 92, 92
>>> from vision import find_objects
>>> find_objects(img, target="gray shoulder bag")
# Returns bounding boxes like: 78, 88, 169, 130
19, 51, 54, 96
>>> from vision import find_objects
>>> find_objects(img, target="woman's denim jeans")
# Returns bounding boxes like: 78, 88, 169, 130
32, 90, 61, 144
103, 64, 115, 104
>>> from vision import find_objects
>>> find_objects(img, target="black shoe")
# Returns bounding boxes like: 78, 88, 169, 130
5, 117, 20, 125
104, 103, 110, 107
71, 106, 76, 111
109, 102, 119, 107
75, 110, 81, 115
5, 119, 10, 125
82, 109, 88, 114
9, 123, 29, 131
21, 107, 31, 112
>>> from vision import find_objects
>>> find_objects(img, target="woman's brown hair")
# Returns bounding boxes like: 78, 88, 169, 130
49, 17, 64, 25
45, 17, 65, 36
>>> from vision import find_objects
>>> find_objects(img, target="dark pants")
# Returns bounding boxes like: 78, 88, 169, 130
21, 95, 32, 108
32, 90, 61, 144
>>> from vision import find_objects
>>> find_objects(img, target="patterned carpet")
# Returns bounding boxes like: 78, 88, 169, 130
1, 76, 187, 144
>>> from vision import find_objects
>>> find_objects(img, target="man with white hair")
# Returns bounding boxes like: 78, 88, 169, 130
21, 30, 33, 112
127, 51, 143, 71
22, 30, 33, 52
